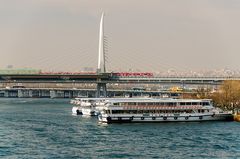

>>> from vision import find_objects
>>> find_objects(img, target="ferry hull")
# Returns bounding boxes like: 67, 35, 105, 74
82, 108, 98, 116
99, 114, 233, 124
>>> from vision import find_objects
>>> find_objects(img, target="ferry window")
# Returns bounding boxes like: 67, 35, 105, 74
113, 103, 119, 106
112, 110, 118, 114
148, 103, 153, 105
192, 102, 197, 105
203, 102, 209, 106
129, 110, 137, 114
124, 110, 130, 114
186, 102, 191, 105
180, 102, 185, 106
143, 110, 150, 113
140, 102, 146, 106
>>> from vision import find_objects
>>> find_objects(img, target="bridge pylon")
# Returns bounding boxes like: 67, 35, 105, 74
96, 12, 107, 97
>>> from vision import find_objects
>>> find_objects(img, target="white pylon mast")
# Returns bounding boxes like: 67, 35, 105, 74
97, 12, 106, 73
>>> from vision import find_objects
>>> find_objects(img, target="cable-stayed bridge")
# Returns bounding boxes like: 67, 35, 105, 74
1, 12, 240, 97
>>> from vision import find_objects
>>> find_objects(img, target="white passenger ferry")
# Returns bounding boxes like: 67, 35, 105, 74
71, 98, 152, 116
71, 98, 104, 116
98, 98, 233, 123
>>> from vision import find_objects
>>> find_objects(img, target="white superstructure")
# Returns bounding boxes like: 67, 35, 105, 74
98, 98, 233, 123
71, 98, 101, 116
71, 97, 153, 116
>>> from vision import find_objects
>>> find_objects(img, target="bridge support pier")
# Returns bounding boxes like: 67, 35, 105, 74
3, 90, 9, 97
96, 83, 107, 97
50, 90, 57, 98
18, 90, 31, 98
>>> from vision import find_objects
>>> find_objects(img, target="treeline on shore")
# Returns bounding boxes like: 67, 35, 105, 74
187, 80, 240, 113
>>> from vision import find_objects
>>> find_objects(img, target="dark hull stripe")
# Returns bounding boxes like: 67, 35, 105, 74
100, 114, 234, 123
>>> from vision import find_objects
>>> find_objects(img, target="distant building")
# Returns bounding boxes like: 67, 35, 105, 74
0, 68, 41, 75
6, 65, 13, 69
83, 67, 94, 72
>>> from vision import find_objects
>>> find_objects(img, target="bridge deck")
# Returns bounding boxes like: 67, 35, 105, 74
0, 74, 240, 85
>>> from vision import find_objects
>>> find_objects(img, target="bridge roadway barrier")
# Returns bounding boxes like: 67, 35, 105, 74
108, 77, 240, 85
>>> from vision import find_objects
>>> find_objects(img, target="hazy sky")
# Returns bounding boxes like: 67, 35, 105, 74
1, 0, 240, 72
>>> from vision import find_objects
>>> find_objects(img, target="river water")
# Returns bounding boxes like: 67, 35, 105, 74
0, 98, 239, 158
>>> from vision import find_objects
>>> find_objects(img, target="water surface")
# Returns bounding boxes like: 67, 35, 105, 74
0, 98, 239, 158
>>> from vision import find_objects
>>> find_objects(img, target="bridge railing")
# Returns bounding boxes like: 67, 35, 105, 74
110, 76, 240, 80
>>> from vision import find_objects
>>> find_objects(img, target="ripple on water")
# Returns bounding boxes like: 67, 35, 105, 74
0, 98, 240, 158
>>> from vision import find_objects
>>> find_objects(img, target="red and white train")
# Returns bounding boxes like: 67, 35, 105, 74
112, 72, 154, 78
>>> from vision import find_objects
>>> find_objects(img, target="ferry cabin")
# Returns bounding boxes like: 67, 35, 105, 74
71, 97, 153, 116
98, 99, 233, 123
